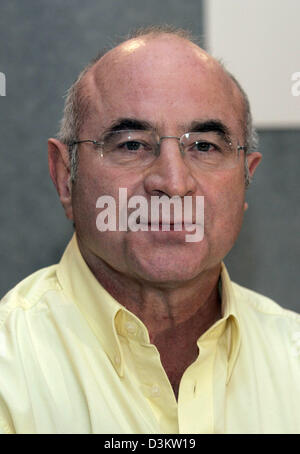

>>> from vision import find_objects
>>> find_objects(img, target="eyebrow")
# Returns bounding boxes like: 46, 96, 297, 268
187, 120, 232, 143
102, 118, 154, 137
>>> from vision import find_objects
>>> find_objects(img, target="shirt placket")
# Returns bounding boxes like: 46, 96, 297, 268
117, 311, 179, 433
178, 323, 225, 434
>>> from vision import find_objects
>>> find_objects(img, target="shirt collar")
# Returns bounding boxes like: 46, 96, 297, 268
57, 234, 125, 376
210, 263, 241, 384
222, 264, 242, 383
57, 234, 241, 383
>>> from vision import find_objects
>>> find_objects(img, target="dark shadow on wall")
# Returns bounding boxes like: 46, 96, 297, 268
225, 129, 300, 312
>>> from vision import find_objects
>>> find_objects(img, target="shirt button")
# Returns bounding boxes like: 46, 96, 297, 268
150, 384, 160, 397
114, 354, 121, 365
125, 321, 137, 335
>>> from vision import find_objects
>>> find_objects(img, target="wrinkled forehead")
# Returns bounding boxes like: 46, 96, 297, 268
81, 36, 245, 135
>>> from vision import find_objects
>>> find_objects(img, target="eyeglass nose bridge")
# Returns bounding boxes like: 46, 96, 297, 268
157, 135, 185, 156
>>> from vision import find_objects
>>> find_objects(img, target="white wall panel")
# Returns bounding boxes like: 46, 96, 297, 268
205, 0, 300, 128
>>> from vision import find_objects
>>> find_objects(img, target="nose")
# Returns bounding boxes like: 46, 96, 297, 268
143, 137, 197, 198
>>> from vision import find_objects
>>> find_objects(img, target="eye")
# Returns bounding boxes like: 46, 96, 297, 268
116, 139, 153, 153
193, 141, 216, 153
122, 141, 143, 151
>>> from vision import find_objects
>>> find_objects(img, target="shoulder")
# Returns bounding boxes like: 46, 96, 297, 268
0, 265, 63, 434
231, 282, 300, 356
0, 265, 60, 329
232, 281, 300, 321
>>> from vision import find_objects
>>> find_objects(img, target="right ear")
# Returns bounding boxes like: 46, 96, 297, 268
48, 138, 73, 220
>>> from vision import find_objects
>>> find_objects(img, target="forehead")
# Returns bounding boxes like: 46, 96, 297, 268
82, 35, 245, 135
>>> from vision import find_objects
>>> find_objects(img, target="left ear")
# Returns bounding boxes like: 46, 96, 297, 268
246, 151, 262, 179
48, 138, 74, 220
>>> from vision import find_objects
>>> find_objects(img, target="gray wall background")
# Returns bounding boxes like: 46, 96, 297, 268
0, 0, 299, 312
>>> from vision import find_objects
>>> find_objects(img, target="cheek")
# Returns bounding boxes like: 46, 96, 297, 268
73, 160, 118, 212
70, 159, 111, 236
71, 161, 144, 242
203, 171, 246, 241
71, 182, 99, 242
70, 172, 125, 267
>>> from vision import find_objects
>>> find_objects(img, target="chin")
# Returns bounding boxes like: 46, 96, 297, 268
135, 267, 201, 286
127, 244, 211, 286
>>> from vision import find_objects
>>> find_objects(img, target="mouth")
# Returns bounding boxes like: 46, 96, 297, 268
137, 221, 199, 231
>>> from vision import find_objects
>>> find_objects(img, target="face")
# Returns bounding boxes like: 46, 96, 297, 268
56, 36, 261, 285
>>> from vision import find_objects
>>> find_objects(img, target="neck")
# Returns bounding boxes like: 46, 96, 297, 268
77, 237, 222, 344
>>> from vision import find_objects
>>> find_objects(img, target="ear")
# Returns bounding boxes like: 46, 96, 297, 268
246, 151, 262, 179
244, 152, 262, 210
48, 138, 73, 220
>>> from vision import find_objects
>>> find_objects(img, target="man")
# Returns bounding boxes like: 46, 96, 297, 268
0, 26, 299, 434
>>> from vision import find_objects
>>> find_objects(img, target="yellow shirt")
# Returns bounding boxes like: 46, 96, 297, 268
0, 235, 299, 434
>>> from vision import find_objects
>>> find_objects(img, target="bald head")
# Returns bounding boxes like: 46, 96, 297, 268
83, 33, 244, 135
58, 27, 257, 184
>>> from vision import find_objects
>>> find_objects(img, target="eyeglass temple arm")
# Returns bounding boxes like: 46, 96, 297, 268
237, 145, 247, 154
68, 139, 98, 147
